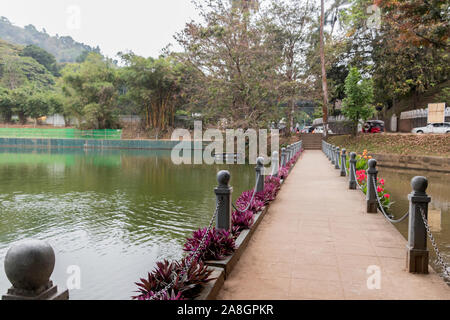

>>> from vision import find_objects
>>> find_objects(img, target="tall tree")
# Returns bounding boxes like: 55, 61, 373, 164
119, 53, 185, 133
266, 0, 317, 132
342, 67, 375, 135
175, 0, 280, 128
60, 53, 119, 129
320, 0, 329, 136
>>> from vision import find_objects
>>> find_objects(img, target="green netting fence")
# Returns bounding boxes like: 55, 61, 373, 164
0, 128, 122, 140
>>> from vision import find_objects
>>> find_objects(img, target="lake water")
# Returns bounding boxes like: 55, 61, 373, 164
0, 148, 254, 300
378, 167, 450, 282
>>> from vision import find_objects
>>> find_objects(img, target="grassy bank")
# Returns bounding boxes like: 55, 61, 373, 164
328, 134, 450, 158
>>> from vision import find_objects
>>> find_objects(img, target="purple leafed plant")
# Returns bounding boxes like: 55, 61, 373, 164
184, 227, 236, 261
133, 258, 213, 300
235, 190, 264, 213
263, 182, 279, 202
232, 209, 255, 235
279, 166, 289, 179
137, 290, 186, 301
265, 175, 281, 188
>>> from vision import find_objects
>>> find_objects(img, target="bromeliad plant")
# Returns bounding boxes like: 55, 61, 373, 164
133, 258, 213, 300
232, 209, 255, 235
184, 227, 236, 261
235, 190, 264, 213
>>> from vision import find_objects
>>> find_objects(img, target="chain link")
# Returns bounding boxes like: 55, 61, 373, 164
149, 198, 222, 300
371, 177, 409, 224
233, 174, 261, 213
348, 156, 449, 279
419, 207, 450, 279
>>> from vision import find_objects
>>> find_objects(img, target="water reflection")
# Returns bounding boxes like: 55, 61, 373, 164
0, 148, 255, 300
378, 167, 450, 279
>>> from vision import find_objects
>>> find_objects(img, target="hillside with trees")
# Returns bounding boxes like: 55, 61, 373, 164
0, 16, 100, 63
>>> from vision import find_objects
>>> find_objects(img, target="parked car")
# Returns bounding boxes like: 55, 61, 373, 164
313, 126, 333, 134
412, 122, 450, 134
300, 126, 314, 133
363, 120, 385, 133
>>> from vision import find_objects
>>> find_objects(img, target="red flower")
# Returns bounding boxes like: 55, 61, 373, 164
384, 194, 390, 199
377, 186, 383, 193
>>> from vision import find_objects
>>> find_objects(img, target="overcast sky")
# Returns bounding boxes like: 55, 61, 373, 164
0, 0, 200, 59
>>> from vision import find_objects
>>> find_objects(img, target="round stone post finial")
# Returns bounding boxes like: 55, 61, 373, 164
256, 157, 265, 166
4, 240, 55, 291
342, 149, 346, 155
350, 152, 356, 160
217, 170, 231, 187
368, 158, 377, 169
411, 176, 428, 194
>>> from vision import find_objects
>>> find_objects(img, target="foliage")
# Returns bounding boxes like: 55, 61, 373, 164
119, 53, 186, 132
175, 0, 282, 127
20, 44, 59, 76
133, 258, 213, 300
232, 209, 255, 235
339, 0, 449, 113
184, 227, 236, 261
262, 175, 281, 203
376, 0, 449, 48
235, 190, 264, 213
60, 53, 120, 129
278, 166, 289, 180
0, 39, 55, 90
341, 67, 374, 135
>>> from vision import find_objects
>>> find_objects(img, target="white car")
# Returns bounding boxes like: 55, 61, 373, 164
412, 122, 450, 134
314, 126, 333, 134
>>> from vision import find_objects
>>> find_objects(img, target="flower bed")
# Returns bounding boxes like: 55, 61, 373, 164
133, 147, 303, 300
350, 149, 393, 212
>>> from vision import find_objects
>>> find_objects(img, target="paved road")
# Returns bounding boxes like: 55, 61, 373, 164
217, 150, 450, 300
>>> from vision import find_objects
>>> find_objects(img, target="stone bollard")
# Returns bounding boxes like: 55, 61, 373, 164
335, 147, 340, 170
255, 157, 265, 193
281, 148, 286, 167
349, 152, 357, 190
285, 146, 290, 163
406, 176, 431, 274
2, 240, 69, 300
340, 149, 347, 177
271, 151, 279, 177
366, 159, 378, 213
331, 146, 336, 165
215, 170, 233, 231
326, 143, 330, 160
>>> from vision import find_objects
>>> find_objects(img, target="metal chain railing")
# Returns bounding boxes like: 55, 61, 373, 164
371, 176, 409, 224
343, 151, 449, 279
420, 207, 450, 279
232, 174, 261, 214
149, 198, 222, 300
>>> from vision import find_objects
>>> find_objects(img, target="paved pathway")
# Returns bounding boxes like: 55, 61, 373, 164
217, 150, 450, 300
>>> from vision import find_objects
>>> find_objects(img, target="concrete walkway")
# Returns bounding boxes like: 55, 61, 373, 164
217, 150, 450, 300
